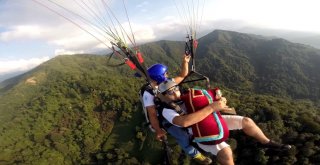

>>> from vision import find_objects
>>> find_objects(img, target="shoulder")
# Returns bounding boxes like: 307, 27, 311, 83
142, 90, 155, 106
143, 90, 154, 98
162, 108, 179, 117
140, 83, 152, 92
162, 108, 180, 125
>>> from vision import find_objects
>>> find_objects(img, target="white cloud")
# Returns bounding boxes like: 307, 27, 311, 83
134, 27, 156, 42
1, 0, 320, 73
207, 0, 320, 33
0, 22, 110, 54
49, 32, 102, 50
0, 25, 46, 41
54, 49, 84, 56
0, 56, 50, 75
136, 1, 149, 8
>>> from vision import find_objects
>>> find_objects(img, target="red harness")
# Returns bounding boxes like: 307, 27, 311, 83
180, 88, 229, 145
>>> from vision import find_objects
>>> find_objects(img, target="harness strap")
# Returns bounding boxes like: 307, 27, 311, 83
200, 89, 224, 141
190, 89, 224, 143
142, 84, 182, 131
157, 93, 185, 115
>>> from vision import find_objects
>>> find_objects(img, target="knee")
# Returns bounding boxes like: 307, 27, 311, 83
217, 147, 234, 165
242, 117, 255, 128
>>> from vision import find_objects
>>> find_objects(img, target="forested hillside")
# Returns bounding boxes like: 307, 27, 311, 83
0, 30, 320, 164
0, 55, 150, 164
196, 30, 320, 102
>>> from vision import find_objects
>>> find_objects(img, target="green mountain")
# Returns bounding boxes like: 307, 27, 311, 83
0, 31, 320, 164
196, 30, 320, 101
0, 55, 150, 164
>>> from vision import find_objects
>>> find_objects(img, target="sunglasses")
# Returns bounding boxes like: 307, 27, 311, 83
164, 86, 179, 95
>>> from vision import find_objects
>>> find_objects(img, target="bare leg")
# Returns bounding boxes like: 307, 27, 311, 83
241, 117, 292, 150
242, 117, 270, 144
217, 146, 234, 165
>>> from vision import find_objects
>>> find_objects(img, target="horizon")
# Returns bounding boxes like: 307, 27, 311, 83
1, 28, 320, 84
1, 0, 320, 79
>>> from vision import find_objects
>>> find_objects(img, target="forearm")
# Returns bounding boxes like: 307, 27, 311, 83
179, 59, 189, 78
149, 114, 162, 132
173, 104, 218, 127
174, 55, 190, 84
147, 106, 162, 132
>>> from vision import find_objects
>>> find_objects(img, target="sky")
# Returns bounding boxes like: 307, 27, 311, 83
1, 0, 320, 79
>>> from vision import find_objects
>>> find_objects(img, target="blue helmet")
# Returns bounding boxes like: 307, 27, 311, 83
147, 63, 168, 84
